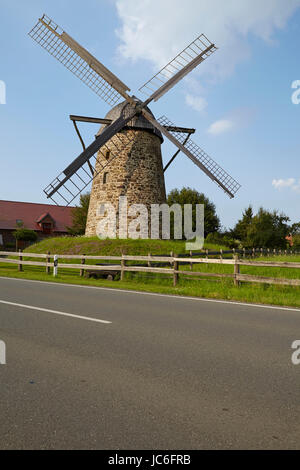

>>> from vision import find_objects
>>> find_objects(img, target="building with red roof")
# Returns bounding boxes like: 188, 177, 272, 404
285, 234, 294, 247
0, 200, 75, 247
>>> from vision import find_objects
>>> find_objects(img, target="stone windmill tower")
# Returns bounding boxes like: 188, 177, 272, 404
29, 14, 241, 237
85, 100, 166, 236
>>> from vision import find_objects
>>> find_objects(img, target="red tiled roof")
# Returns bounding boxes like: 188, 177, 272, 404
0, 200, 75, 232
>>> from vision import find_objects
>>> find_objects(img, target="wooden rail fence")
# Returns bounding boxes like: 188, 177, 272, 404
0, 251, 299, 288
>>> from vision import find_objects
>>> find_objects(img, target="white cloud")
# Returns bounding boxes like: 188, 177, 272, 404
206, 107, 255, 135
272, 178, 295, 189
185, 94, 207, 113
272, 178, 300, 193
207, 119, 234, 135
115, 0, 299, 82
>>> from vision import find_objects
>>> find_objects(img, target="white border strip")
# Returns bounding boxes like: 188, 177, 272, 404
0, 299, 112, 324
0, 276, 299, 313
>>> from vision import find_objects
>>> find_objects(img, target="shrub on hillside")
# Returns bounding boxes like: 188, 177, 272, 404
206, 232, 240, 249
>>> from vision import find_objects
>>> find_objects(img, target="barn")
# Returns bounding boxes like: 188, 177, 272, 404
0, 200, 74, 248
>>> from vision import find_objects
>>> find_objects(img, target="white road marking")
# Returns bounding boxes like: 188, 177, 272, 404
0, 276, 299, 313
0, 299, 112, 324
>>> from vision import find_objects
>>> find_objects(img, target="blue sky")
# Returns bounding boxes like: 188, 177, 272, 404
0, 0, 299, 229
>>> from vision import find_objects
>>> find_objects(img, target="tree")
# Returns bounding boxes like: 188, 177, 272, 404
245, 208, 290, 248
290, 222, 300, 235
68, 193, 90, 236
231, 206, 253, 241
13, 228, 38, 249
13, 228, 38, 242
167, 188, 220, 238
293, 234, 300, 248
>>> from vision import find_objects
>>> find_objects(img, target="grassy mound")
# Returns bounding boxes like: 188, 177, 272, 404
24, 236, 226, 256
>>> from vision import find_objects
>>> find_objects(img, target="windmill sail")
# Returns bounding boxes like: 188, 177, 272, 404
139, 34, 217, 103
29, 14, 133, 107
28, 16, 241, 204
44, 120, 137, 206
143, 113, 241, 198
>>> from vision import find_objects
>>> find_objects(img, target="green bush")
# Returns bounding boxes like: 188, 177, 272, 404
222, 236, 241, 249
13, 228, 38, 242
206, 233, 240, 249
205, 232, 223, 245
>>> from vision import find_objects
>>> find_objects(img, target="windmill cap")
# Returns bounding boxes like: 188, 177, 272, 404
98, 99, 163, 142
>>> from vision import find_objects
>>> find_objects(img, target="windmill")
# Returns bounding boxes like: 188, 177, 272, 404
28, 14, 241, 236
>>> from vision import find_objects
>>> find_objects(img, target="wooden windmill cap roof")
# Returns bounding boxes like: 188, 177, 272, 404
98, 99, 164, 142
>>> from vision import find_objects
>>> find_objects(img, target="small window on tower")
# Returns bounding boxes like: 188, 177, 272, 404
105, 150, 111, 160
103, 172, 109, 184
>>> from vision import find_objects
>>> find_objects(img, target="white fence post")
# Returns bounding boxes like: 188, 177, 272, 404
53, 255, 58, 277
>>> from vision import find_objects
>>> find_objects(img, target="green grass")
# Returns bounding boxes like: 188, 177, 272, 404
0, 237, 298, 309
184, 255, 300, 280
23, 236, 226, 256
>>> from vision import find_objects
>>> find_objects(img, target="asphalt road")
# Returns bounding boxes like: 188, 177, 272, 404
0, 276, 299, 450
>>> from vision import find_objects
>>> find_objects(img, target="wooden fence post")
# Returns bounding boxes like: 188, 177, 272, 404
80, 254, 86, 277
173, 254, 179, 287
234, 254, 240, 287
170, 251, 174, 269
46, 251, 51, 274
190, 251, 193, 270
148, 253, 151, 268
18, 249, 23, 272
121, 252, 126, 281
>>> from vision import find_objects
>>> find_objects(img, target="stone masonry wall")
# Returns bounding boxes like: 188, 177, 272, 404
85, 129, 166, 237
